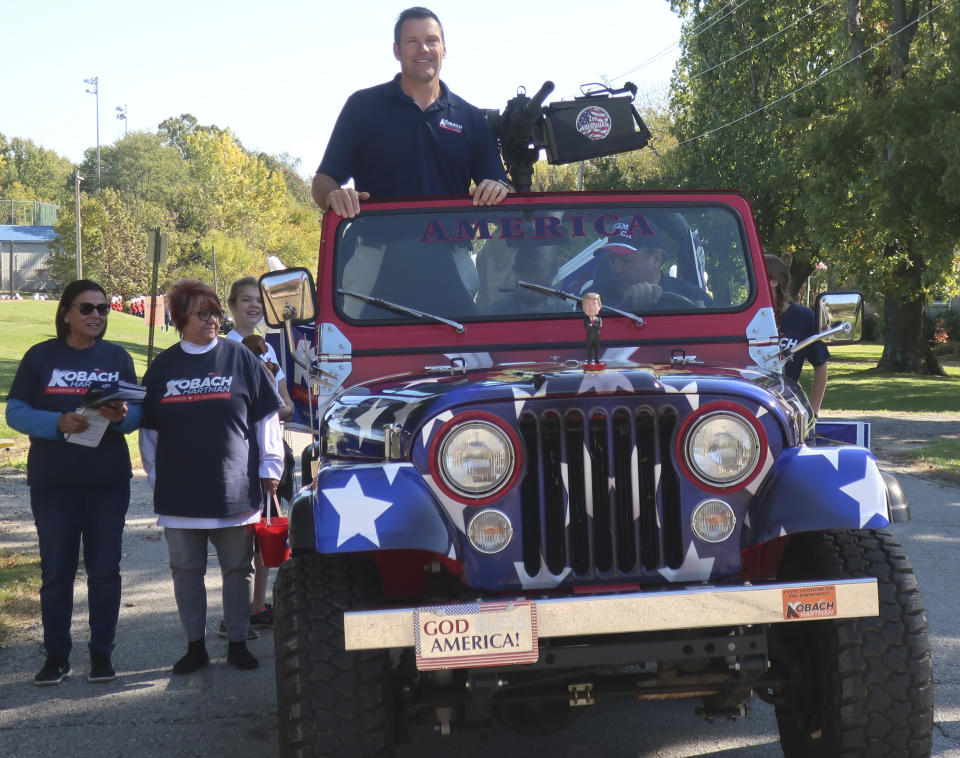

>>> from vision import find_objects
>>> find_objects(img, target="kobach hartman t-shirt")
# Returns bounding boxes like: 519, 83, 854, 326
6, 338, 137, 488
140, 338, 283, 518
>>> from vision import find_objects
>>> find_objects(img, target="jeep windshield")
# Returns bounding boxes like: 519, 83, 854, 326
332, 202, 752, 324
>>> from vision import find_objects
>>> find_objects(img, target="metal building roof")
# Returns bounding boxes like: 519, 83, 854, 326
0, 225, 59, 243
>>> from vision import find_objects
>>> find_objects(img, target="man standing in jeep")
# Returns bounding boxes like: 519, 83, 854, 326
312, 6, 512, 218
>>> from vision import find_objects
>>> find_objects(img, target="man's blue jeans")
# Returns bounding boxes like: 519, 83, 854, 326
30, 481, 130, 657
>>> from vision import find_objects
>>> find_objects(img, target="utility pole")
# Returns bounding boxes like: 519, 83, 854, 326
211, 245, 218, 297
74, 170, 83, 279
84, 76, 101, 191
146, 229, 167, 366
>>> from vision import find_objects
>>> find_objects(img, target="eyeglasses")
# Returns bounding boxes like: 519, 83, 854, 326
72, 302, 110, 316
193, 309, 223, 322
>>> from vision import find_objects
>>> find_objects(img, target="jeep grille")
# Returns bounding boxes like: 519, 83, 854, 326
518, 406, 685, 579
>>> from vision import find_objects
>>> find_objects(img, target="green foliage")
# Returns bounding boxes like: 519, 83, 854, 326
4, 110, 323, 302
0, 135, 74, 205
175, 230, 262, 304
667, 0, 960, 373
81, 132, 189, 209
182, 128, 289, 253
48, 189, 157, 296
157, 114, 201, 159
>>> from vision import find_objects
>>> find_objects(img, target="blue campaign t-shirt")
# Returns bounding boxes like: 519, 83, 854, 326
7, 338, 136, 489
141, 339, 283, 518
318, 75, 508, 200
779, 303, 829, 381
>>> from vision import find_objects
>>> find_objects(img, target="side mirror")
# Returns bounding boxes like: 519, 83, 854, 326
259, 267, 317, 329
815, 291, 863, 343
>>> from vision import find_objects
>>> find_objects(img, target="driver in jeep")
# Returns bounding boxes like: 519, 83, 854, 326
592, 223, 711, 309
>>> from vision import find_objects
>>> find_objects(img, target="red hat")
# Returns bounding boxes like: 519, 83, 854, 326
598, 242, 638, 256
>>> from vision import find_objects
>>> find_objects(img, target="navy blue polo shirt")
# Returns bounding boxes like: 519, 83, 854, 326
779, 303, 829, 381
318, 75, 508, 200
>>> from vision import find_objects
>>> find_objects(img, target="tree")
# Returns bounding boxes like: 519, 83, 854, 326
803, 0, 960, 373
182, 128, 288, 253
80, 132, 189, 209
157, 114, 201, 159
0, 135, 74, 205
668, 0, 960, 374
48, 188, 154, 296
165, 230, 260, 303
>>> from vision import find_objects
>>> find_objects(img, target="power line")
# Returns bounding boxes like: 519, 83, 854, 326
610, 0, 754, 83
677, 0, 952, 146
690, 0, 837, 80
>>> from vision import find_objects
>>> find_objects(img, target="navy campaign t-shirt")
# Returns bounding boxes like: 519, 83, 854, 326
779, 303, 829, 381
141, 339, 283, 518
7, 338, 136, 489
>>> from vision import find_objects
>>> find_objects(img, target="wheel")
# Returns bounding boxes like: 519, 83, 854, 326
274, 553, 395, 757
656, 291, 696, 309
768, 530, 933, 757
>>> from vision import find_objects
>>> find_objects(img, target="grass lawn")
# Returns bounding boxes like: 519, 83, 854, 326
0, 550, 41, 645
896, 439, 960, 483
0, 301, 179, 467
798, 342, 960, 413
1, 305, 957, 461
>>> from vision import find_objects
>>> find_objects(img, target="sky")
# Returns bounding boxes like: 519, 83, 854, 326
3, 0, 683, 180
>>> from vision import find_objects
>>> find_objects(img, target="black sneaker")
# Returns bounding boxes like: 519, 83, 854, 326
226, 641, 259, 670
249, 603, 273, 628
88, 652, 116, 683
35, 656, 71, 686
217, 619, 259, 640
172, 641, 210, 675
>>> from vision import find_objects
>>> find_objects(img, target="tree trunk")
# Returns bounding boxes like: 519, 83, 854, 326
877, 243, 945, 375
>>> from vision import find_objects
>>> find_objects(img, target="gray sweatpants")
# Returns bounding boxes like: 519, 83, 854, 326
164, 525, 254, 643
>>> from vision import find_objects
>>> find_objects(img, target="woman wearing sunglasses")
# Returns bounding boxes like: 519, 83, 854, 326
139, 279, 284, 675
5, 279, 142, 686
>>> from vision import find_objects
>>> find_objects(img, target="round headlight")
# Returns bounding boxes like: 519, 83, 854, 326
438, 421, 515, 497
685, 411, 761, 486
691, 499, 737, 543
467, 509, 514, 554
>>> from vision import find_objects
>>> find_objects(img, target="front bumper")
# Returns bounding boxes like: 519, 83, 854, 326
343, 578, 878, 650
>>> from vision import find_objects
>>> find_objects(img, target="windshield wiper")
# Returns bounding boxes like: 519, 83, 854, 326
517, 281, 644, 327
337, 289, 465, 334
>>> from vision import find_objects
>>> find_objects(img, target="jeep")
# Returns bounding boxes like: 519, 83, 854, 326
259, 86, 933, 758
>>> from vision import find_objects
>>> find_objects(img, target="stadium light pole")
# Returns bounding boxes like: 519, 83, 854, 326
116, 104, 128, 136
84, 76, 101, 190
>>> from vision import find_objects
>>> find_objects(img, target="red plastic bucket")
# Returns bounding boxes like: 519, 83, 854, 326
255, 517, 290, 567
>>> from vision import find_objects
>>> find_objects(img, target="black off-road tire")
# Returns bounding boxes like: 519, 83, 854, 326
274, 553, 394, 758
769, 529, 933, 757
